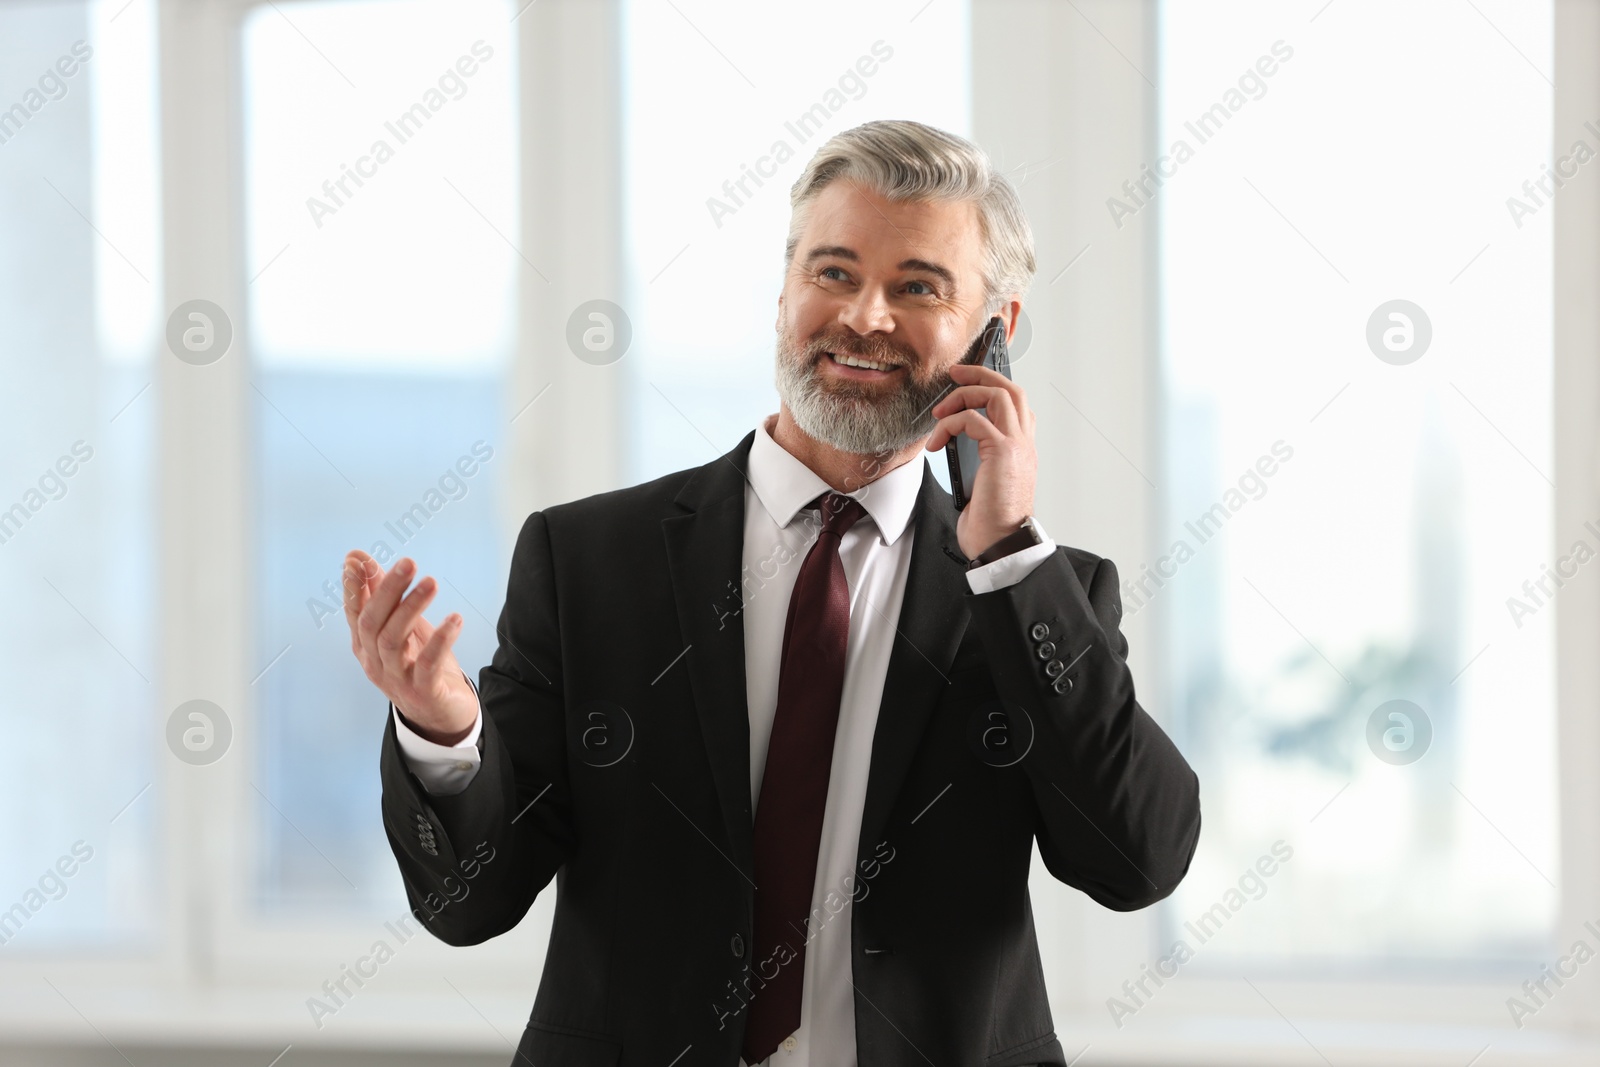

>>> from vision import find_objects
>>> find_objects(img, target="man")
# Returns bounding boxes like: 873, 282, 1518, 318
344, 119, 1200, 1067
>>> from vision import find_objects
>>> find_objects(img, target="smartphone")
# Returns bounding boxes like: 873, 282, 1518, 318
944, 315, 1011, 511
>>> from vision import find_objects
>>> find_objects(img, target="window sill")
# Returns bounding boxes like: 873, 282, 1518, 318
1051, 1013, 1599, 1066
0, 988, 1595, 1063
0, 984, 533, 1053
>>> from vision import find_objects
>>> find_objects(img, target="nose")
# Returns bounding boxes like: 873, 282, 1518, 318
837, 283, 894, 337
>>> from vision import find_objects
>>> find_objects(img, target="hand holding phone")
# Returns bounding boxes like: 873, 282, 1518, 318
944, 315, 1011, 511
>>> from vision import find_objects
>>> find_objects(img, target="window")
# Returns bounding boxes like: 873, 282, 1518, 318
1156, 0, 1556, 968
241, 0, 517, 915
0, 0, 161, 954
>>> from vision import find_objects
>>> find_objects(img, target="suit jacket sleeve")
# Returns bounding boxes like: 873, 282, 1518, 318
378, 510, 575, 945
966, 549, 1201, 911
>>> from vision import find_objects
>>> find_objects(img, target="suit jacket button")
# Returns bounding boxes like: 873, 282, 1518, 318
731, 934, 745, 958
1030, 622, 1050, 641
1035, 641, 1056, 660
1044, 659, 1065, 678
1053, 675, 1074, 694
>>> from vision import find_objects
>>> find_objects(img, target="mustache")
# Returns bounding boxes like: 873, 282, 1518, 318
802, 332, 919, 369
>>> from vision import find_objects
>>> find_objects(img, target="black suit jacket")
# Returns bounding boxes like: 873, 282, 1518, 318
379, 431, 1201, 1067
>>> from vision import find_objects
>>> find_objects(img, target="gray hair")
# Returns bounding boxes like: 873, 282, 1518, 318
784, 119, 1036, 312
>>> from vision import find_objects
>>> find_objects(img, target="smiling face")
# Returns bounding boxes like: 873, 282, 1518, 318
775, 180, 998, 456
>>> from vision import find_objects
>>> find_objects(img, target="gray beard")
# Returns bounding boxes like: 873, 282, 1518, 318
773, 330, 952, 456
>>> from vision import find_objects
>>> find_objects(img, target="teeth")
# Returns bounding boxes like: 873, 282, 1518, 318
831, 352, 894, 372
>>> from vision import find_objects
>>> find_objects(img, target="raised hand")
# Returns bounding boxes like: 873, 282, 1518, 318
343, 549, 479, 745
925, 361, 1039, 559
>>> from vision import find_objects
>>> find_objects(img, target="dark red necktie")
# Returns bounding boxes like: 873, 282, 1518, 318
742, 492, 867, 1064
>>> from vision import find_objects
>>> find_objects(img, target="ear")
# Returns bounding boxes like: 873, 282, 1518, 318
1000, 298, 1023, 343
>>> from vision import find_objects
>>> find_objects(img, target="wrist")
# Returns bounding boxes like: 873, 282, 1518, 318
395, 703, 476, 747
967, 515, 1042, 569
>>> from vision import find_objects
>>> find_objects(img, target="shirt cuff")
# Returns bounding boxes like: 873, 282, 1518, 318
964, 517, 1058, 595
392, 671, 483, 797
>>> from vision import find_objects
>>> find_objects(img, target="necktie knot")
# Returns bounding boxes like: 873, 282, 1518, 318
815, 492, 866, 539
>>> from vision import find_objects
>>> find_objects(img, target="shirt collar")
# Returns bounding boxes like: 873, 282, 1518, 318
747, 415, 925, 547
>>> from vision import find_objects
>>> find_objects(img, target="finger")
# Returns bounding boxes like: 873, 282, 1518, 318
940, 363, 1030, 422
415, 612, 464, 680
344, 553, 385, 659
347, 550, 384, 603
926, 408, 1006, 452
930, 383, 1022, 436
929, 383, 999, 417
376, 573, 440, 675
949, 361, 1026, 406
356, 556, 417, 661
988, 386, 1022, 437
342, 551, 381, 636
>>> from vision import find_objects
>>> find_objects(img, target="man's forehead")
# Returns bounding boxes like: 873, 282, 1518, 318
798, 184, 979, 270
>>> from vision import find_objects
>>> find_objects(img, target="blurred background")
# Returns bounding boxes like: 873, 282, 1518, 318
0, 0, 1595, 1063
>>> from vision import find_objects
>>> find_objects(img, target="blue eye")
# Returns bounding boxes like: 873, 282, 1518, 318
821, 266, 848, 281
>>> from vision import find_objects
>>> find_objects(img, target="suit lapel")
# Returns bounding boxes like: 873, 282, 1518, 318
661, 432, 759, 887
856, 464, 971, 861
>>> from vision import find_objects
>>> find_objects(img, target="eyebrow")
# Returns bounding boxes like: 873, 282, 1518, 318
803, 245, 956, 287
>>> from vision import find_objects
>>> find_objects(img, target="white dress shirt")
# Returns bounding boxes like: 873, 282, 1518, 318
393, 416, 1056, 1065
